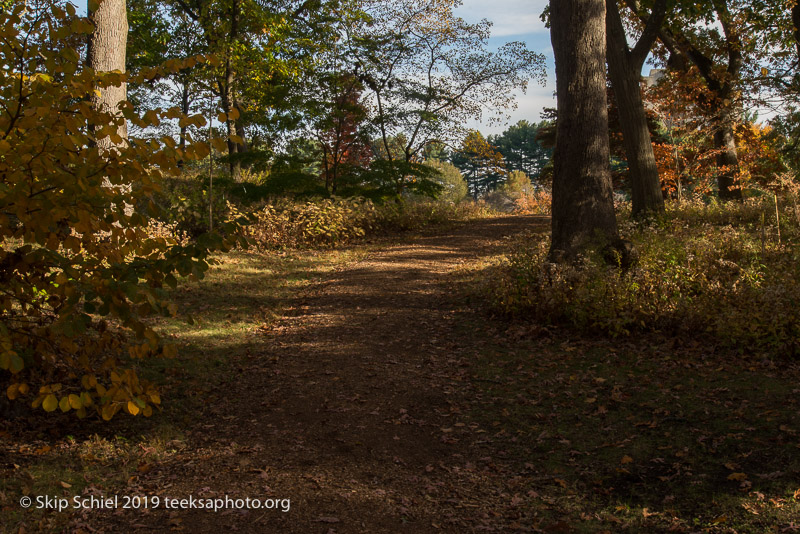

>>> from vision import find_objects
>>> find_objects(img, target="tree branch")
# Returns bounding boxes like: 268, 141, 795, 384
629, 0, 668, 69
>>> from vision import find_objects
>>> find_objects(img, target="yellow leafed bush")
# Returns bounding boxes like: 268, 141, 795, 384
0, 5, 245, 419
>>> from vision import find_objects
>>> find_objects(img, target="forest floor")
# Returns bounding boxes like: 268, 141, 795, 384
3, 215, 800, 533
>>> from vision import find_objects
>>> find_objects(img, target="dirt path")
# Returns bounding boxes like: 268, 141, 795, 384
107, 215, 549, 533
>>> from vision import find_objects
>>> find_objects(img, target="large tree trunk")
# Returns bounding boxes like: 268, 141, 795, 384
606, 0, 665, 217
549, 0, 619, 261
87, 0, 128, 150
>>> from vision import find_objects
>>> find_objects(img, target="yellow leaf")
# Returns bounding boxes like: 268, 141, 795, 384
68, 394, 82, 409
217, 112, 228, 123
728, 472, 748, 481
59, 396, 70, 412
101, 403, 117, 421
621, 455, 634, 464
143, 405, 153, 417
211, 138, 227, 152
42, 394, 58, 412
127, 400, 140, 416
7, 383, 19, 400
18, 383, 29, 395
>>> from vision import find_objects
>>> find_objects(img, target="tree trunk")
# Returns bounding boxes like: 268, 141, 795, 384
549, 0, 619, 261
222, 0, 242, 180
713, 110, 742, 200
178, 78, 190, 167
87, 0, 128, 150
606, 0, 665, 217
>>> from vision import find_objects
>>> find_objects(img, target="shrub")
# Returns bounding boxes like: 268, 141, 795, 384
499, 170, 534, 195
0, 6, 244, 419
513, 189, 552, 215
247, 197, 378, 249
151, 173, 239, 240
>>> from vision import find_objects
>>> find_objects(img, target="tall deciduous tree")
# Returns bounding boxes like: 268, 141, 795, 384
632, 0, 745, 200
606, 0, 665, 216
352, 0, 544, 165
87, 0, 129, 149
549, 0, 619, 260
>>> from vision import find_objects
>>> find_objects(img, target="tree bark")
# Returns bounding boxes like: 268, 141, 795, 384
87, 0, 128, 149
549, 0, 619, 261
606, 0, 665, 217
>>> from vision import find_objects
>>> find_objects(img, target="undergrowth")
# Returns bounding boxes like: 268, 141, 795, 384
150, 174, 494, 249
489, 195, 800, 355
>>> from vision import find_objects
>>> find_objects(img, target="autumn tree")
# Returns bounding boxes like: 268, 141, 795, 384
312, 73, 373, 194
632, 0, 750, 200
549, 0, 619, 260
1, 5, 244, 419
425, 160, 468, 203
351, 0, 544, 166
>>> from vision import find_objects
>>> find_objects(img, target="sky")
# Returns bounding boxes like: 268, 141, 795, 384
453, 0, 555, 135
